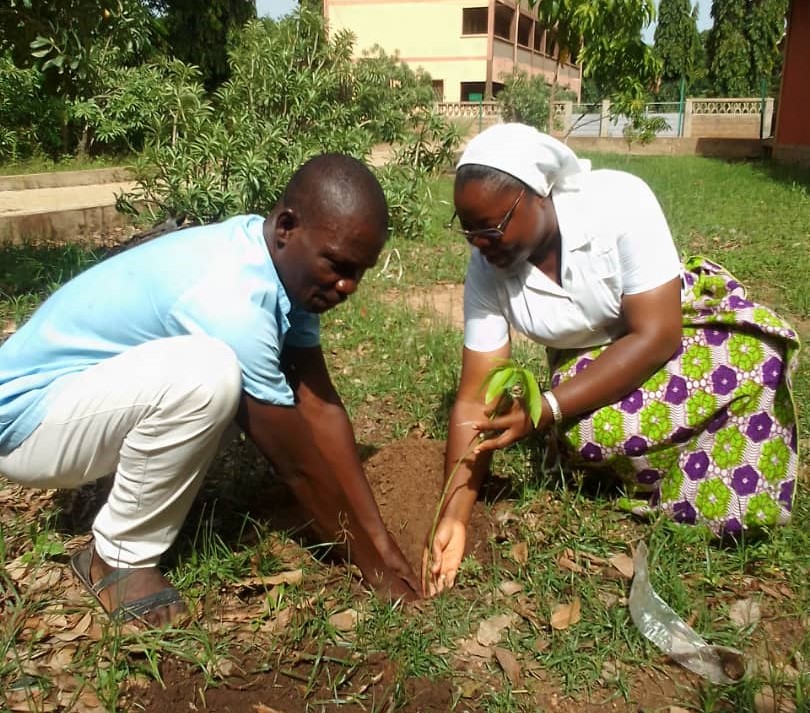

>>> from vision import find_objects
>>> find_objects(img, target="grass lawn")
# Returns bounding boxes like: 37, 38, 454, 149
0, 154, 131, 177
0, 155, 808, 713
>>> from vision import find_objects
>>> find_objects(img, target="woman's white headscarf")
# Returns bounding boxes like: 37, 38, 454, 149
456, 123, 591, 197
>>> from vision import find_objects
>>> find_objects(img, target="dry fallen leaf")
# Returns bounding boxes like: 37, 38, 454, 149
597, 591, 620, 608
609, 553, 634, 579
261, 607, 293, 633
253, 703, 285, 713
557, 554, 585, 574
494, 647, 522, 687
729, 598, 761, 629
476, 612, 519, 646
600, 660, 620, 683
754, 685, 797, 713
498, 580, 524, 597
580, 551, 609, 566
329, 608, 359, 632
457, 636, 494, 659
236, 569, 303, 590
550, 598, 581, 630
533, 635, 550, 653
509, 541, 529, 565
51, 612, 93, 642
458, 678, 487, 698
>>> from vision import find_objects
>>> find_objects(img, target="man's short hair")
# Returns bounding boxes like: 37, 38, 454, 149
282, 154, 389, 237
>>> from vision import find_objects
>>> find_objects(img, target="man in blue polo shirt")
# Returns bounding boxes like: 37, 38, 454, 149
0, 154, 418, 626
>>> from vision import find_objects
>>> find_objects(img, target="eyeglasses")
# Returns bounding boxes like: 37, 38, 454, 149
447, 189, 526, 243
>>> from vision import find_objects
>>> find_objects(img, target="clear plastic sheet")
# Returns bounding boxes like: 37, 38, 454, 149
629, 542, 746, 684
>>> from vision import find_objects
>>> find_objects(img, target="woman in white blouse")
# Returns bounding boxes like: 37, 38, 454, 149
424, 124, 799, 595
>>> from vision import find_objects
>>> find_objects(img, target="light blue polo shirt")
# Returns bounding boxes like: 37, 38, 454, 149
0, 214, 319, 455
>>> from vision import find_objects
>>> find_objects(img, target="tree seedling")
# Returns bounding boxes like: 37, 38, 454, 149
424, 359, 543, 592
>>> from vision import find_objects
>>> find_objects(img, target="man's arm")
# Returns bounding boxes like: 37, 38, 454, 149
236, 344, 418, 600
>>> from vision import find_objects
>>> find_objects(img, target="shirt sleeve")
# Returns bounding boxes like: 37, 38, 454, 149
616, 176, 681, 295
463, 250, 511, 352
167, 273, 295, 406
285, 304, 321, 348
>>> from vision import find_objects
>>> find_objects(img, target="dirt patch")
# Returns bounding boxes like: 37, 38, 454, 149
136, 649, 474, 713
364, 435, 496, 574
383, 283, 465, 331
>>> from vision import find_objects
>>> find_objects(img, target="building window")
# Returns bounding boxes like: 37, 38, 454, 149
461, 81, 487, 101
462, 7, 488, 35
517, 14, 532, 47
533, 26, 544, 52
432, 80, 445, 101
493, 2, 513, 41
546, 28, 559, 59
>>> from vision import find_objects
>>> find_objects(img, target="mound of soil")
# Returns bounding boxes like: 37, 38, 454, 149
364, 435, 495, 574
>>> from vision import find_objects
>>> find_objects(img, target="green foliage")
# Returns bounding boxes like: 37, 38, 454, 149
0, 54, 64, 160
0, 0, 157, 99
527, 0, 662, 129
162, 0, 256, 89
0, 1, 161, 159
354, 45, 436, 143
70, 60, 184, 154
119, 10, 460, 234
653, 0, 704, 94
707, 0, 788, 96
496, 69, 552, 131
622, 114, 671, 147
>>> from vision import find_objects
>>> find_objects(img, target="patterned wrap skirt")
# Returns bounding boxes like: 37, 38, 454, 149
550, 257, 800, 536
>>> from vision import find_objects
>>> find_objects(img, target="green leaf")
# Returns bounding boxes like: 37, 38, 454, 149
521, 369, 543, 427
483, 364, 514, 404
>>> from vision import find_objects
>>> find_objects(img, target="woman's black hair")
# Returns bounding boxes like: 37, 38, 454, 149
455, 164, 531, 194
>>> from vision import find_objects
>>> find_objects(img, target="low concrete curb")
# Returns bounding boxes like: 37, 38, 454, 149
0, 167, 132, 192
0, 205, 133, 245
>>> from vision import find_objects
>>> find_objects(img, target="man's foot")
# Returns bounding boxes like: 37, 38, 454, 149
71, 546, 188, 628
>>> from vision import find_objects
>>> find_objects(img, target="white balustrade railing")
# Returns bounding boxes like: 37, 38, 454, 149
434, 97, 773, 138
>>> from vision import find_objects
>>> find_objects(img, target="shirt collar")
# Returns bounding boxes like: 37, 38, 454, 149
551, 190, 592, 251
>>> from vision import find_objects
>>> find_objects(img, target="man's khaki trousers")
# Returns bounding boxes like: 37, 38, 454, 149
0, 335, 242, 568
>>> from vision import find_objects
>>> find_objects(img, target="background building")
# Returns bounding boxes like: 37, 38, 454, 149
773, 0, 810, 164
323, 0, 582, 102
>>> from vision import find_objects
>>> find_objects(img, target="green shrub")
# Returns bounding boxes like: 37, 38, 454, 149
119, 9, 461, 239
0, 54, 64, 160
496, 69, 552, 131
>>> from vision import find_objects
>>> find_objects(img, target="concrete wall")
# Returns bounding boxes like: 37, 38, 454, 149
561, 137, 768, 159
0, 205, 132, 245
689, 114, 763, 139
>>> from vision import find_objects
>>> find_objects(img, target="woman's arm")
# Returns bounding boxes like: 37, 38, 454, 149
423, 342, 510, 594
473, 276, 683, 454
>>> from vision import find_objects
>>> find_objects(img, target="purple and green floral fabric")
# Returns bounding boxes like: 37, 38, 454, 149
550, 257, 800, 536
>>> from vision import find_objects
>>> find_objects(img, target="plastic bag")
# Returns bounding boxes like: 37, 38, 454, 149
629, 542, 746, 684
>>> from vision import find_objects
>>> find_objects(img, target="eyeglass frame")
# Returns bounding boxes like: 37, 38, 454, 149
446, 188, 526, 243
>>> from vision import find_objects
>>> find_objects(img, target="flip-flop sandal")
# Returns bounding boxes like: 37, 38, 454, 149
70, 546, 185, 624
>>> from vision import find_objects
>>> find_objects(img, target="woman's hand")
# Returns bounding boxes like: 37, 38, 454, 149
470, 396, 538, 455
422, 517, 467, 596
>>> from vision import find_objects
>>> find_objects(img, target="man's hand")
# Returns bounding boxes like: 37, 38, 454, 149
361, 537, 420, 601
422, 517, 467, 596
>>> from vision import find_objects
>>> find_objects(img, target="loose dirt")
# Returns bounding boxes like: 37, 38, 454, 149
364, 435, 496, 574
